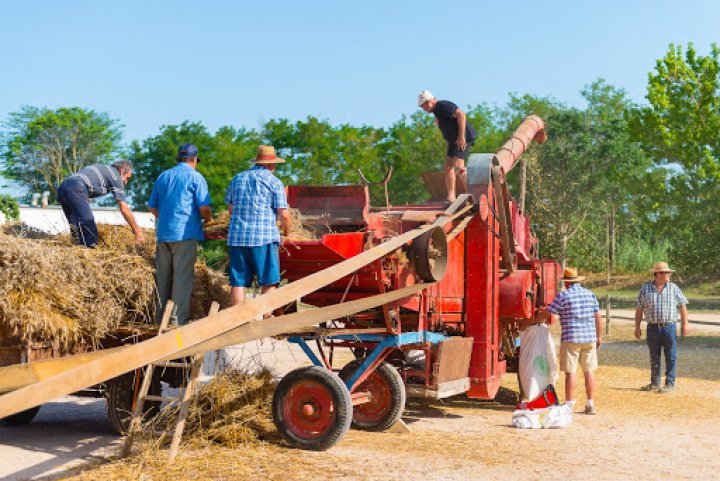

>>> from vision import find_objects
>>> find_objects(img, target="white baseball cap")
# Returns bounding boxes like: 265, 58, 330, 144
418, 90, 435, 107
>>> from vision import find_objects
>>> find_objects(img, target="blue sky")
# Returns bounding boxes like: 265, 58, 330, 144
0, 1, 718, 165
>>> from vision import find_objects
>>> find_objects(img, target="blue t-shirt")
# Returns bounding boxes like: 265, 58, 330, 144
148, 163, 211, 242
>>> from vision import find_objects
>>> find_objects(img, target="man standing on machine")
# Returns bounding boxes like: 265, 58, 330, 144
418, 90, 477, 203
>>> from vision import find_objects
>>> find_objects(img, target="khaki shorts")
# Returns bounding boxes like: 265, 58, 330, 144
560, 342, 597, 373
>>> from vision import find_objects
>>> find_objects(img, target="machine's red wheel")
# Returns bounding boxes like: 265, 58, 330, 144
340, 359, 406, 432
272, 366, 352, 451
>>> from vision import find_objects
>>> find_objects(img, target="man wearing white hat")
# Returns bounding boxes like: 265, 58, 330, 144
634, 261, 689, 393
418, 90, 477, 203
225, 145, 292, 309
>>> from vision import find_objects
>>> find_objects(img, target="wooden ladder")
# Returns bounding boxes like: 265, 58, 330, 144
121, 300, 220, 463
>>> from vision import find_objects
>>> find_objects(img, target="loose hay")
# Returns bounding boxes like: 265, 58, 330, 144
173, 367, 277, 447
0, 224, 230, 351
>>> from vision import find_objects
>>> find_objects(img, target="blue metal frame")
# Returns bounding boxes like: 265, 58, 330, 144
288, 331, 447, 390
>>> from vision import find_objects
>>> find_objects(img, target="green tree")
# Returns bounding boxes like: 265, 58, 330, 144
2, 106, 123, 198
508, 85, 649, 273
128, 122, 261, 209
628, 43, 720, 272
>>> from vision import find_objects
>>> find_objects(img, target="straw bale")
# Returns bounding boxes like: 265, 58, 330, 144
0, 224, 231, 351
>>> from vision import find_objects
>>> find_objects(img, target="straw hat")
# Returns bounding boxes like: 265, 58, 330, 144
651, 261, 675, 274
250, 145, 285, 164
561, 267, 585, 283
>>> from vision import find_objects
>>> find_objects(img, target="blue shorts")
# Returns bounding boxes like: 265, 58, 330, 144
229, 243, 281, 287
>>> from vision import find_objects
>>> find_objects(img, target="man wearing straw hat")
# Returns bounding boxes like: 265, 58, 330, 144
536, 267, 602, 414
634, 261, 689, 394
148, 143, 212, 325
225, 145, 292, 310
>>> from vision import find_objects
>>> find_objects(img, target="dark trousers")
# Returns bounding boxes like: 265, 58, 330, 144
57, 180, 98, 248
647, 323, 677, 387
155, 240, 198, 326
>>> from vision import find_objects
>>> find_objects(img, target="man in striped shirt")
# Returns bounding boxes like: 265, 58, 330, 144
536, 267, 602, 414
57, 161, 145, 247
634, 262, 689, 393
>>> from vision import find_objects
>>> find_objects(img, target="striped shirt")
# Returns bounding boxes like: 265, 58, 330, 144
225, 166, 288, 247
67, 164, 126, 201
547, 283, 600, 343
637, 282, 688, 324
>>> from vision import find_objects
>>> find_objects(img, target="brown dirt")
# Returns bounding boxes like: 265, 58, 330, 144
60, 325, 720, 481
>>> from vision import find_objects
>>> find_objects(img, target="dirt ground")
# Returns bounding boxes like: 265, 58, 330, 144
39, 322, 717, 481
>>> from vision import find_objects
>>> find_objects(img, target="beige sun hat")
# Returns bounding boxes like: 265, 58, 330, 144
250, 145, 285, 164
561, 267, 585, 283
651, 261, 675, 273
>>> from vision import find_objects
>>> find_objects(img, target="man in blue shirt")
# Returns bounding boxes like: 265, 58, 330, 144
536, 267, 602, 414
634, 262, 689, 393
148, 143, 212, 325
58, 161, 145, 247
225, 145, 291, 310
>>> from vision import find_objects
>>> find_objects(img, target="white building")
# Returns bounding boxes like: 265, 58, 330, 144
18, 205, 155, 234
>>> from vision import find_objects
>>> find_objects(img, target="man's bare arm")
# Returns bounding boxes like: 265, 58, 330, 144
199, 205, 212, 223
595, 311, 603, 349
117, 200, 145, 243
634, 306, 643, 339
278, 208, 291, 237
452, 108, 468, 151
679, 304, 689, 336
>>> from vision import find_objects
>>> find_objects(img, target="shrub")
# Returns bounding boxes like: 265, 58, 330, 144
614, 236, 670, 274
0, 195, 19, 221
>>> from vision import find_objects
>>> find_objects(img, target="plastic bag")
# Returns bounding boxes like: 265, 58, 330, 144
512, 403, 573, 429
519, 324, 558, 401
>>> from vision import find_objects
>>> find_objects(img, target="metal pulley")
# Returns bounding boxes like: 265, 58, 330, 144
411, 226, 448, 282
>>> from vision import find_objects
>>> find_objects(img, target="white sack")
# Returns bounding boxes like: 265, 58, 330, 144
519, 324, 558, 401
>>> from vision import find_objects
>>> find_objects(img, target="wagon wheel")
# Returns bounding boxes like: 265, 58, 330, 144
272, 366, 352, 451
411, 226, 448, 282
1, 406, 41, 426
339, 359, 406, 432
105, 369, 162, 435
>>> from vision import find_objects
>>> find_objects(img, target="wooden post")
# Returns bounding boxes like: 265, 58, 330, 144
605, 293, 611, 335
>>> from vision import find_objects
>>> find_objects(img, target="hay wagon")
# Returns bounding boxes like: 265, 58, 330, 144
0, 322, 187, 433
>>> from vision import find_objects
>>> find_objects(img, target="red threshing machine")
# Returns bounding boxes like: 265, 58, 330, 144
271, 115, 561, 450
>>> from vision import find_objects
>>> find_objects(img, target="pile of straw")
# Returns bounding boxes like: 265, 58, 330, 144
179, 367, 278, 446
0, 223, 230, 351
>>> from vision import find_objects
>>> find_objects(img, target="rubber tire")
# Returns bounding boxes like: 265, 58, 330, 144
1, 406, 41, 426
339, 359, 406, 432
272, 366, 352, 451
105, 369, 162, 435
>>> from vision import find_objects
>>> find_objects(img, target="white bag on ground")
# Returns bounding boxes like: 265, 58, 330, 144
519, 324, 558, 402
512, 403, 573, 429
